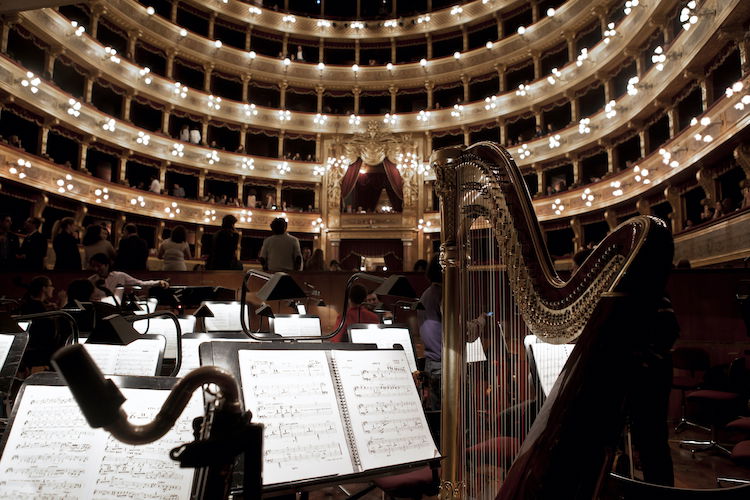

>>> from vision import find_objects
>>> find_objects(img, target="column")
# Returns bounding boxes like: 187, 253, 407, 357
245, 25, 252, 51
390, 38, 397, 64
200, 119, 208, 146
461, 26, 468, 52
239, 125, 247, 151
1, 17, 20, 54
495, 64, 506, 93
155, 221, 165, 251
161, 104, 173, 135
316, 85, 324, 113
461, 74, 470, 102
194, 226, 204, 258
571, 156, 582, 185
355, 39, 360, 64
208, 12, 216, 40
314, 183, 320, 210
353, 87, 361, 114
276, 180, 283, 207
165, 49, 176, 79
38, 125, 50, 156
636, 198, 651, 216
739, 38, 750, 76
159, 162, 167, 189
319, 39, 325, 63
237, 177, 244, 204
565, 90, 580, 122
606, 146, 618, 173
695, 166, 717, 202
601, 74, 614, 102
564, 32, 576, 63
530, 0, 540, 22
425, 34, 432, 59
569, 217, 583, 254
534, 106, 543, 129
536, 166, 545, 196
203, 63, 213, 92
118, 154, 128, 183
278, 132, 285, 158
170, 0, 178, 22
496, 118, 507, 146
242, 74, 250, 102
425, 81, 434, 109
699, 77, 714, 110
44, 47, 62, 79
664, 185, 683, 233
494, 12, 503, 41
90, 8, 101, 39
402, 239, 414, 272
604, 209, 618, 231
424, 131, 432, 159
531, 50, 541, 80
74, 204, 88, 230
113, 215, 126, 248
733, 144, 750, 181
198, 170, 206, 199
78, 140, 89, 171
279, 80, 288, 109
389, 85, 398, 113
315, 132, 321, 162
667, 106, 679, 139
462, 126, 470, 146
122, 91, 133, 121
127, 29, 139, 60
83, 77, 94, 103
638, 129, 649, 158
282, 33, 289, 58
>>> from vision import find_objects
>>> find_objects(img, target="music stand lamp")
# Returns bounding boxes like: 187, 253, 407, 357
11, 310, 80, 344
193, 304, 215, 334
239, 270, 307, 340
327, 273, 418, 341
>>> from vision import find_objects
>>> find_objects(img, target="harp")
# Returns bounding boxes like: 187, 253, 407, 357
432, 143, 673, 499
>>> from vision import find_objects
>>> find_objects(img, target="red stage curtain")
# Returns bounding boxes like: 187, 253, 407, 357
382, 157, 404, 200
341, 158, 363, 200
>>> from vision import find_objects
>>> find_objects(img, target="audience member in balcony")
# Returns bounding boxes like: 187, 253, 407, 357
149, 176, 161, 194
535, 126, 544, 138
247, 189, 257, 209
711, 200, 725, 220
115, 224, 149, 271
305, 249, 326, 272
179, 124, 190, 142
172, 183, 186, 198
265, 194, 276, 209
699, 199, 714, 222
296, 45, 304, 61
259, 217, 302, 273
235, 145, 246, 154
8, 135, 22, 149
17, 216, 47, 271
52, 217, 82, 271
82, 224, 116, 269
218, 194, 228, 205
158, 225, 192, 271
189, 127, 201, 145
301, 247, 312, 266
205, 215, 241, 270
0, 213, 20, 270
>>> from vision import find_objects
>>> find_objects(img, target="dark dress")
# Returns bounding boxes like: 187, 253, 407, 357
53, 232, 82, 271
114, 234, 149, 270
18, 299, 65, 369
0, 231, 20, 270
205, 229, 241, 270
19, 231, 47, 271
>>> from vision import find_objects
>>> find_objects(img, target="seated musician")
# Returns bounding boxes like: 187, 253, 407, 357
364, 290, 393, 320
18, 275, 68, 372
87, 253, 168, 302
330, 284, 379, 342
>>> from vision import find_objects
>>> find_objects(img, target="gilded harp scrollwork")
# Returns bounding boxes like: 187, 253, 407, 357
432, 142, 673, 500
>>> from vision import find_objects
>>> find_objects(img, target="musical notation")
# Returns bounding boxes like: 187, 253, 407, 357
83, 339, 164, 376
0, 385, 202, 500
202, 302, 248, 332
349, 327, 419, 373
0, 334, 14, 371
238, 349, 354, 485
331, 350, 439, 470
177, 337, 258, 377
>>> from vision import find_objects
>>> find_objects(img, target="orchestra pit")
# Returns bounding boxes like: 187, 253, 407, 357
1, 0, 750, 498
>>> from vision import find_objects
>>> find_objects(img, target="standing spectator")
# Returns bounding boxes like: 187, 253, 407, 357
189, 127, 201, 145
418, 254, 443, 410
172, 183, 186, 198
18, 216, 47, 271
53, 217, 82, 271
179, 124, 190, 142
259, 217, 302, 272
247, 189, 257, 209
296, 45, 304, 61
301, 247, 312, 268
264, 193, 275, 209
0, 213, 19, 270
149, 176, 161, 194
115, 223, 149, 271
82, 224, 116, 268
304, 248, 326, 271
158, 225, 192, 271
206, 215, 241, 270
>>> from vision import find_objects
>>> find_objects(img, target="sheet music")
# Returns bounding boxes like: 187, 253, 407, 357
177, 337, 257, 377
202, 302, 248, 332
272, 316, 322, 338
331, 350, 439, 471
238, 349, 354, 484
349, 327, 418, 373
529, 342, 575, 396
83, 338, 164, 376
135, 317, 195, 358
0, 385, 202, 499
466, 337, 487, 363
0, 334, 13, 370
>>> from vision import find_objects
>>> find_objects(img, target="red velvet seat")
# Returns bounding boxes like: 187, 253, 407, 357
727, 417, 750, 433
672, 347, 710, 433
731, 440, 750, 463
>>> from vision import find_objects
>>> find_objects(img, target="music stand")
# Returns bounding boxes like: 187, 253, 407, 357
348, 323, 418, 373
83, 334, 167, 376
239, 271, 307, 340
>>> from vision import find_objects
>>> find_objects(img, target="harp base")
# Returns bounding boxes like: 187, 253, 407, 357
439, 480, 465, 500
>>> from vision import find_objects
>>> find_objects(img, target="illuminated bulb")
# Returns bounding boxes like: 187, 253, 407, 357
420, 58, 427, 67
384, 20, 398, 28
102, 118, 116, 132
277, 109, 291, 121
244, 103, 258, 116
313, 113, 328, 125
317, 20, 331, 28
206, 150, 220, 165
317, 62, 325, 70
517, 144, 531, 159
104, 47, 120, 64
70, 21, 85, 37
173, 82, 187, 98
179, 28, 187, 37
547, 68, 562, 85
516, 84, 528, 97
547, 8, 556, 16
283, 58, 291, 66
248, 6, 261, 15
352, 64, 359, 72
146, 6, 155, 15
605, 100, 617, 119
700, 117, 711, 126
214, 40, 222, 48
241, 158, 255, 170
610, 180, 623, 196
348, 114, 361, 125
451, 104, 463, 118
603, 23, 616, 43
207, 95, 222, 111
416, 15, 430, 24
20, 71, 41, 94
350, 21, 364, 29
624, 0, 639, 15
171, 143, 184, 157
454, 51, 461, 60
416, 110, 431, 122
383, 113, 397, 125
576, 48, 589, 67
276, 162, 291, 174
484, 95, 497, 110
652, 46, 666, 71
627, 76, 640, 96
485, 41, 493, 50
578, 118, 591, 134
67, 98, 82, 117
282, 15, 296, 23
139, 67, 152, 84
517, 26, 526, 35
548, 134, 561, 148
551, 199, 565, 215
386, 63, 394, 71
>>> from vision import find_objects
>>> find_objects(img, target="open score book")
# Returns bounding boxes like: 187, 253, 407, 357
238, 348, 439, 485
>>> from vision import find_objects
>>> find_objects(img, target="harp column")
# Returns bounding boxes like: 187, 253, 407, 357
432, 146, 466, 499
